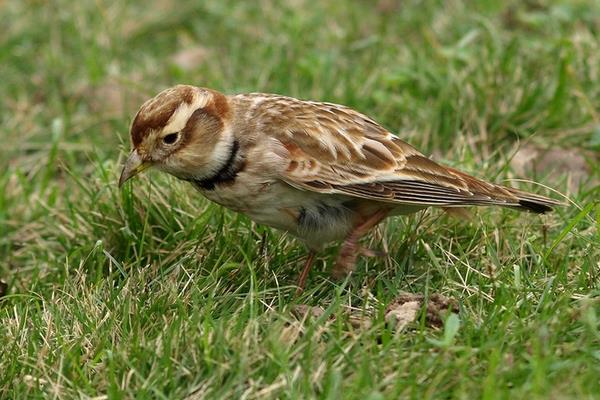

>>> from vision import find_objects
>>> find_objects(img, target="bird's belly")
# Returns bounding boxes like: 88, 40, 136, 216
194, 180, 356, 248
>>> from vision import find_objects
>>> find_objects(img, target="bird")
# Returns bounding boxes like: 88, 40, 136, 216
119, 85, 561, 292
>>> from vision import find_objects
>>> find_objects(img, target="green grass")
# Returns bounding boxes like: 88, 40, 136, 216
1, 0, 599, 398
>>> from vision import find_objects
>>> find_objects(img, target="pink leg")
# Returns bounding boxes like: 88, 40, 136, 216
332, 210, 389, 280
296, 250, 317, 294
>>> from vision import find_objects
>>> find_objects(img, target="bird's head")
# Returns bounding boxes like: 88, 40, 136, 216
118, 85, 232, 187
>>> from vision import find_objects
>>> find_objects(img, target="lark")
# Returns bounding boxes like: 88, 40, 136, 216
119, 85, 560, 291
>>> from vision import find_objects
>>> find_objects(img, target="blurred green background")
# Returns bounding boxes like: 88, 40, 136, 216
1, 0, 599, 398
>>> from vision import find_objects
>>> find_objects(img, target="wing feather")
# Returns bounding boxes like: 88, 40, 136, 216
246, 94, 559, 212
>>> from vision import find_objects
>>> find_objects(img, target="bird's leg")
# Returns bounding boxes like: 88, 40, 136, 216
296, 250, 317, 294
332, 210, 389, 280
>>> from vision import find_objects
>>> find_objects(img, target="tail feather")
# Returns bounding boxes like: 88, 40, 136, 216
330, 170, 563, 214
444, 167, 562, 214
504, 188, 563, 214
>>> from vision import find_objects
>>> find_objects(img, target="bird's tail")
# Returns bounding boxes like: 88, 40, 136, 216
503, 187, 563, 214
442, 166, 564, 214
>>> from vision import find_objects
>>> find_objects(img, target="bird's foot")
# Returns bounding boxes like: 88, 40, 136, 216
332, 244, 388, 280
331, 210, 390, 280
358, 246, 388, 258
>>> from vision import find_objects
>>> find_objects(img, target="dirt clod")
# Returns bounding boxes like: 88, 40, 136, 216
386, 292, 458, 329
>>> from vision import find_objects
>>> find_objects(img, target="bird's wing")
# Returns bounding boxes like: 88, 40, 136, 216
257, 96, 549, 209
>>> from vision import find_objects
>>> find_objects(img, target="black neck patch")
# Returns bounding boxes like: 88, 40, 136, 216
191, 140, 242, 190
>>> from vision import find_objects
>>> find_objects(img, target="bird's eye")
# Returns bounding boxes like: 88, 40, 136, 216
162, 132, 179, 145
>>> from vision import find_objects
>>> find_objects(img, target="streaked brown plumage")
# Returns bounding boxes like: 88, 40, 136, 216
119, 85, 561, 291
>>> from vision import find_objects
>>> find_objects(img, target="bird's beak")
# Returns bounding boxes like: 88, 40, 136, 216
118, 150, 151, 188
